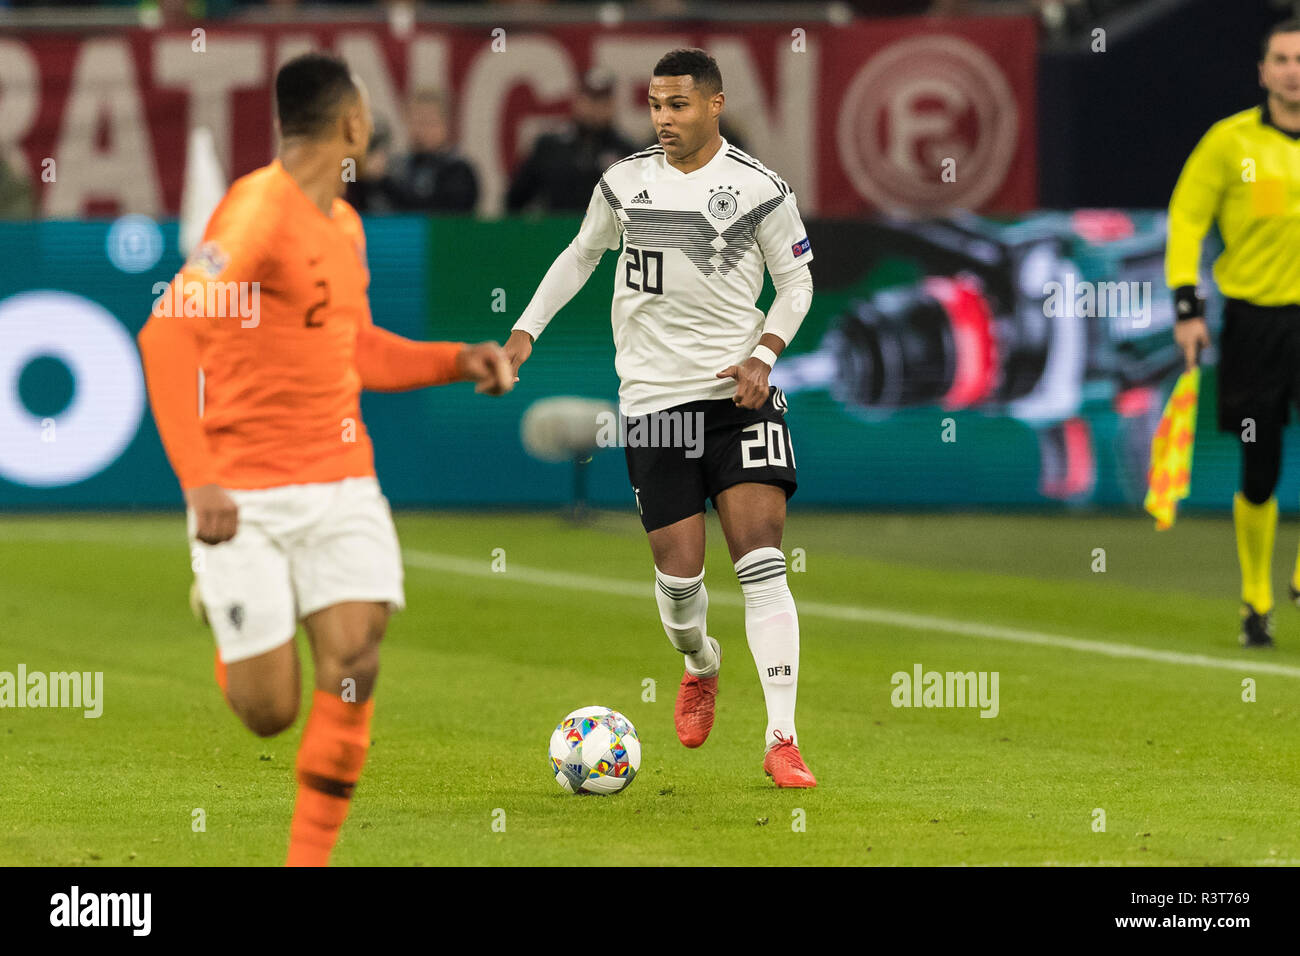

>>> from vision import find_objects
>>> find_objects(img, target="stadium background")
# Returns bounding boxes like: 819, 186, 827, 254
0, 0, 1293, 513
6, 0, 1300, 876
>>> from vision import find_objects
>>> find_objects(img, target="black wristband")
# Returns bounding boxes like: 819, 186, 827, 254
1173, 285, 1204, 321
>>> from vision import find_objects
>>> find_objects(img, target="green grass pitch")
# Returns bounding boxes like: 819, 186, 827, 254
1, 510, 1298, 866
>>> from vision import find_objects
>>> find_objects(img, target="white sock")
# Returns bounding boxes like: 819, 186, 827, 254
736, 547, 799, 747
655, 568, 719, 677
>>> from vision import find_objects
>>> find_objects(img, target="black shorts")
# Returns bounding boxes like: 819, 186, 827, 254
1217, 298, 1300, 433
623, 386, 797, 532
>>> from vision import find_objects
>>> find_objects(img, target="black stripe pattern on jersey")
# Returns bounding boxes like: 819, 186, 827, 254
606, 145, 665, 173
599, 175, 625, 213
600, 175, 787, 279
725, 147, 791, 196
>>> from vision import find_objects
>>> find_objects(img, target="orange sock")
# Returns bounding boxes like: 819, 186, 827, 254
286, 690, 374, 867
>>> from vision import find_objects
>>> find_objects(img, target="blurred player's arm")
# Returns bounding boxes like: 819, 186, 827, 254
138, 272, 237, 543
356, 321, 512, 395
1166, 125, 1227, 367
341, 204, 509, 395
138, 294, 217, 489
138, 217, 268, 491
505, 181, 622, 374
718, 191, 815, 409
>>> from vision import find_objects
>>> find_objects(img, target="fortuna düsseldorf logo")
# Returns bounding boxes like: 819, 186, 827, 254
835, 35, 1018, 213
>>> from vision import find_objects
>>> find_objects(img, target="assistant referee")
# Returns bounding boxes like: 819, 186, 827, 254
1168, 19, 1300, 648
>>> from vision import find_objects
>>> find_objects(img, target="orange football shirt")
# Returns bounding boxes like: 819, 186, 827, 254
139, 160, 464, 491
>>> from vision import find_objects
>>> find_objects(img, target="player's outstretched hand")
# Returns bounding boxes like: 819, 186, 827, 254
1173, 317, 1210, 371
457, 341, 515, 396
717, 356, 771, 410
185, 484, 238, 545
503, 329, 533, 384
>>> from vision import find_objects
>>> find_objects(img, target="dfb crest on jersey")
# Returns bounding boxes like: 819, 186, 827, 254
707, 186, 740, 221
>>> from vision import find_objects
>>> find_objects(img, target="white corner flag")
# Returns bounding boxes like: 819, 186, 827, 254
178, 126, 226, 420
179, 126, 226, 259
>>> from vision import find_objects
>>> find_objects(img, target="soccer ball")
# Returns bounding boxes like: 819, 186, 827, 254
548, 706, 641, 795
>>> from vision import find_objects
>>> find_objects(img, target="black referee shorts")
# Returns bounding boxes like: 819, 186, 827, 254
1217, 298, 1300, 433
623, 386, 797, 533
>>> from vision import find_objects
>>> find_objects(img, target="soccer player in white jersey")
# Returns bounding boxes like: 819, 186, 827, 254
505, 48, 816, 787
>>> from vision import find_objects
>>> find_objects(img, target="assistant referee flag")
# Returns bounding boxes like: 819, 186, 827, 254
1145, 368, 1200, 530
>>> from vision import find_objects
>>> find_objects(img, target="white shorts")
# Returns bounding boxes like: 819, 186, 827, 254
188, 476, 405, 663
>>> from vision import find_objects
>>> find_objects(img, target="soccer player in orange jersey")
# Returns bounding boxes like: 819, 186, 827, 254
137, 53, 513, 866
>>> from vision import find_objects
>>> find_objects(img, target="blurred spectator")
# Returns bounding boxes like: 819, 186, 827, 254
0, 149, 34, 219
350, 89, 479, 214
346, 119, 395, 213
506, 68, 641, 214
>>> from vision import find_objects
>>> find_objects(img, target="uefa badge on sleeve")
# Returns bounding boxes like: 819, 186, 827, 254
189, 240, 229, 278
792, 236, 811, 258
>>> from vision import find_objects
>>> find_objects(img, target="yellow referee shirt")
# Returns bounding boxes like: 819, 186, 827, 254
1166, 102, 1300, 306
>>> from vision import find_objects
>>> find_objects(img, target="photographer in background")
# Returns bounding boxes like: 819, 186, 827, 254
351, 89, 479, 214
506, 68, 640, 214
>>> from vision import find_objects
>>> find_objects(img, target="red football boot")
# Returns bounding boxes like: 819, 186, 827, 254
674, 637, 720, 748
764, 731, 817, 788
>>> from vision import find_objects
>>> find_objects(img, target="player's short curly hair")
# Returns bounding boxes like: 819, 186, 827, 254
1262, 18, 1300, 60
275, 52, 358, 139
653, 48, 723, 96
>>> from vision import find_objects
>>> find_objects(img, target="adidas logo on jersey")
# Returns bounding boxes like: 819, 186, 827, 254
630, 189, 652, 204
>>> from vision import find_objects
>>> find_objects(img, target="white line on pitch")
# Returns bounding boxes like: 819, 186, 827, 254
402, 548, 1300, 680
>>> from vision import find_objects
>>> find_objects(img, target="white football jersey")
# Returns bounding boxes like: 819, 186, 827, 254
574, 138, 814, 416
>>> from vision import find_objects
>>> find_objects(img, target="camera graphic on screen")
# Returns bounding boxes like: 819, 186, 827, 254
774, 212, 1186, 502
